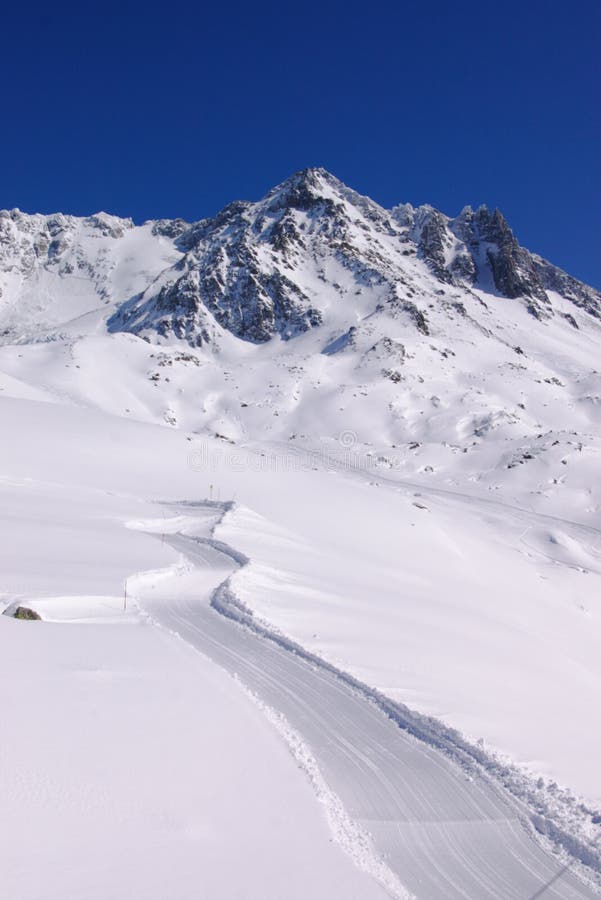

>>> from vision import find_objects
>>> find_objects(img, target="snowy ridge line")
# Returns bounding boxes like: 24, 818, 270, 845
272, 441, 601, 541
197, 501, 601, 887
231, 675, 414, 900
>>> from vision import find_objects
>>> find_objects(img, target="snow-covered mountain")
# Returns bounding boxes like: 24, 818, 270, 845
2, 167, 598, 349
109, 168, 600, 343
1, 168, 600, 519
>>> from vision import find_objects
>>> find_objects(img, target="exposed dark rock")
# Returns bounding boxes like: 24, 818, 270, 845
416, 209, 453, 283
399, 301, 430, 335
11, 606, 42, 620
533, 255, 601, 320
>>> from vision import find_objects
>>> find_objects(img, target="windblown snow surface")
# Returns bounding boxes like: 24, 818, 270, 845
1, 170, 600, 898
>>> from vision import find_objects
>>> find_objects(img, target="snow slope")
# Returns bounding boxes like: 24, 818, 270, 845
0, 400, 392, 900
132, 501, 597, 899
1, 169, 600, 896
1, 396, 598, 897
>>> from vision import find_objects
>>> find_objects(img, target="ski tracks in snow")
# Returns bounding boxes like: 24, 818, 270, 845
130, 499, 599, 900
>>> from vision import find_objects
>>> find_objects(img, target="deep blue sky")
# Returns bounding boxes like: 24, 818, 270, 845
1, 0, 599, 286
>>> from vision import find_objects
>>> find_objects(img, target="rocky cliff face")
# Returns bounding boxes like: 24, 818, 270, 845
393, 200, 599, 321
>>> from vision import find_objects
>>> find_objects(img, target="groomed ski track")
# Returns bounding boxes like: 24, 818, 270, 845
137, 501, 598, 900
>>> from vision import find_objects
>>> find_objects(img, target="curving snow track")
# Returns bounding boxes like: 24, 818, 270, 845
137, 504, 597, 900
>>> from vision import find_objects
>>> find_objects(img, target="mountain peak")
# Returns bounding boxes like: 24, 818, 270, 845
282, 166, 335, 187
264, 167, 342, 212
